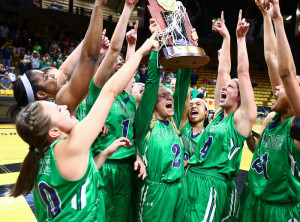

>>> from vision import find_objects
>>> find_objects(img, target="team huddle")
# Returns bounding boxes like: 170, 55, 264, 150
8, 0, 300, 221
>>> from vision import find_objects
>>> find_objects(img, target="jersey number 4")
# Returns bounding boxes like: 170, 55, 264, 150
200, 136, 213, 159
251, 150, 269, 180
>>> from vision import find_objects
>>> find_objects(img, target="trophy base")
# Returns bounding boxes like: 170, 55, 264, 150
159, 45, 210, 71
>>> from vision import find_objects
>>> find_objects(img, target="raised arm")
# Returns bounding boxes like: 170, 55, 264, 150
234, 10, 257, 137
67, 33, 158, 153
256, 0, 282, 94
55, 0, 105, 114
269, 0, 300, 148
56, 40, 83, 86
93, 0, 138, 88
214, 11, 232, 113
179, 88, 191, 131
135, 50, 160, 147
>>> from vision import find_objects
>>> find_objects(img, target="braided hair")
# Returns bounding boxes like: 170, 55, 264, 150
11, 101, 52, 197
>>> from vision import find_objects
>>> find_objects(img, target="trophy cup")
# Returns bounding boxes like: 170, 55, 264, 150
147, 0, 209, 70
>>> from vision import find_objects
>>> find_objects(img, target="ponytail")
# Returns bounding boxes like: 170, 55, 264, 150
10, 149, 39, 197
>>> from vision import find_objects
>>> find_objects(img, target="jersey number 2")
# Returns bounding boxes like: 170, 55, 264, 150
172, 143, 182, 168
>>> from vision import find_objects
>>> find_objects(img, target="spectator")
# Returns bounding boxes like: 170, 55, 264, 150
191, 85, 199, 99
197, 86, 206, 99
56, 54, 63, 68
213, 79, 217, 85
191, 72, 198, 85
0, 24, 9, 44
251, 80, 258, 88
33, 41, 42, 53
139, 64, 147, 83
201, 77, 209, 85
18, 50, 26, 61
39, 57, 50, 69
30, 50, 40, 69
0, 73, 12, 89
170, 78, 176, 92
19, 59, 32, 74
51, 61, 58, 68
12, 34, 22, 55
207, 78, 213, 85
166, 71, 175, 82
7, 68, 16, 83
1, 43, 12, 67
0, 66, 5, 78
25, 39, 33, 52
24, 50, 32, 61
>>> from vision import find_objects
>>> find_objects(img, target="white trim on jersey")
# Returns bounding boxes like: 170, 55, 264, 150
139, 184, 149, 222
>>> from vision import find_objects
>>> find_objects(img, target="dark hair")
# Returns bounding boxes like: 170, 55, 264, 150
11, 101, 52, 197
204, 115, 209, 128
7, 70, 45, 121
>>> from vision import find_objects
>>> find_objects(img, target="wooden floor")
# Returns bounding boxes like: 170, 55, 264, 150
0, 123, 261, 221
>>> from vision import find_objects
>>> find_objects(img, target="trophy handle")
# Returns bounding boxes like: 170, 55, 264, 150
184, 12, 198, 47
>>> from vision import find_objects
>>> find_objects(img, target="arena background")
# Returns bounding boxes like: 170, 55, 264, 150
0, 0, 299, 220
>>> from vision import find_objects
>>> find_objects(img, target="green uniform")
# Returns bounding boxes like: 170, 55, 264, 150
181, 121, 203, 161
238, 113, 300, 221
191, 88, 198, 99
135, 51, 191, 222
77, 102, 86, 121
33, 138, 104, 222
85, 78, 136, 222
187, 111, 247, 222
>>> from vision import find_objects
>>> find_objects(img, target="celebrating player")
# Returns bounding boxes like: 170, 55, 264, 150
186, 10, 257, 222
238, 0, 300, 220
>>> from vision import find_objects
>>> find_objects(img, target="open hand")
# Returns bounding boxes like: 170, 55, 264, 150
236, 10, 250, 39
104, 137, 132, 157
100, 29, 110, 54
265, 0, 282, 19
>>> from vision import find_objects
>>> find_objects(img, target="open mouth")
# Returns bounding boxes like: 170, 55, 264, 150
220, 92, 227, 102
190, 109, 199, 118
140, 87, 144, 94
272, 91, 279, 106
166, 101, 173, 110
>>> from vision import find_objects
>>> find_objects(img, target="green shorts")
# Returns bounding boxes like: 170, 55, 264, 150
221, 180, 239, 222
238, 185, 300, 222
99, 157, 134, 222
186, 166, 228, 222
138, 178, 187, 222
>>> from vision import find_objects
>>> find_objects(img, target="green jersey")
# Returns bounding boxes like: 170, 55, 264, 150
247, 113, 300, 203
77, 102, 86, 121
135, 51, 191, 183
189, 111, 247, 178
85, 79, 136, 159
33, 139, 104, 222
181, 122, 203, 161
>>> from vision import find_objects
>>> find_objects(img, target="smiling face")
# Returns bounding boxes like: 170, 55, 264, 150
219, 79, 240, 110
189, 98, 208, 123
154, 86, 174, 120
41, 101, 79, 135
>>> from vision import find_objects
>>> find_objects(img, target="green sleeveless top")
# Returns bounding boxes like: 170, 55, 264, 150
246, 113, 300, 203
85, 78, 136, 159
181, 121, 203, 161
135, 51, 191, 183
33, 138, 105, 221
77, 102, 87, 121
189, 111, 247, 179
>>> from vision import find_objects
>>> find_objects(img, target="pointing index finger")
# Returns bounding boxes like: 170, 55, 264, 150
238, 9, 242, 22
221, 11, 224, 23
150, 30, 158, 40
134, 20, 139, 32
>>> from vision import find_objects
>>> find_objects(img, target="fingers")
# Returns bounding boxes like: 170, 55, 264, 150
149, 18, 156, 24
134, 20, 139, 32
238, 9, 242, 22
221, 11, 224, 23
150, 30, 158, 40
134, 161, 138, 170
102, 29, 106, 36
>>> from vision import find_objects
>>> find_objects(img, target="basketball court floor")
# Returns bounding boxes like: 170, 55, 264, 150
0, 123, 261, 221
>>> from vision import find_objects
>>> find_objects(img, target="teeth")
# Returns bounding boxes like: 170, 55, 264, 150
166, 101, 172, 106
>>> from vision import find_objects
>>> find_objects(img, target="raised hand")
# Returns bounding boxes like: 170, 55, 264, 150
126, 20, 139, 45
265, 0, 282, 20
149, 18, 162, 34
100, 29, 110, 54
191, 28, 198, 42
236, 10, 250, 39
125, 0, 139, 9
214, 11, 230, 38
255, 0, 268, 15
139, 31, 160, 55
